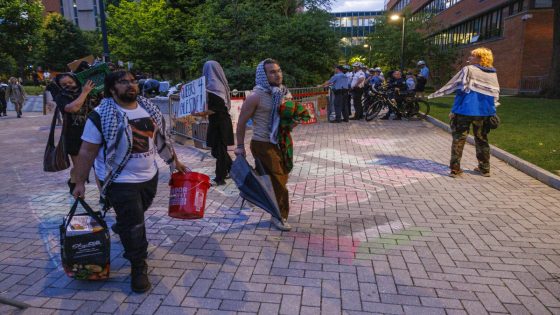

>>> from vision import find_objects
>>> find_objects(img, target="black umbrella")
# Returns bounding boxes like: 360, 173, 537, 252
230, 155, 282, 221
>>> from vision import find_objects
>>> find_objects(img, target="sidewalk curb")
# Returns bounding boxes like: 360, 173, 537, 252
425, 115, 560, 190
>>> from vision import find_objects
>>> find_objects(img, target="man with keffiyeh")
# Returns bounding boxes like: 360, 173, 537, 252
71, 71, 188, 293
234, 59, 296, 231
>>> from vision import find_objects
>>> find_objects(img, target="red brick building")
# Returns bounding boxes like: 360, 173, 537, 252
385, 0, 554, 94
41, 0, 60, 15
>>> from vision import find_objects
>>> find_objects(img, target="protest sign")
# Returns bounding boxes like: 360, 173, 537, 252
301, 101, 318, 125
176, 76, 206, 118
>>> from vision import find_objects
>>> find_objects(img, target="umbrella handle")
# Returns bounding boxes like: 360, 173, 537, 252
240, 198, 246, 210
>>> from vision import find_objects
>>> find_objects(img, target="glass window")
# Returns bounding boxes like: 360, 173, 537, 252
534, 0, 552, 8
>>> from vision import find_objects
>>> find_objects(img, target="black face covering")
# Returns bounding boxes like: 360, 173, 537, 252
55, 73, 81, 99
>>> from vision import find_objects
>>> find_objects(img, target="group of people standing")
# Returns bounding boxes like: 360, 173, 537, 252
0, 77, 27, 118
321, 47, 500, 179
321, 60, 430, 122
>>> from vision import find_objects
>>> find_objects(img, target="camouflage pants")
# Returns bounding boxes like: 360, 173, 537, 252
450, 114, 490, 173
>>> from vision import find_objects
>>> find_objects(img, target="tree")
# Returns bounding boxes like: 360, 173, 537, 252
82, 31, 104, 58
546, 0, 560, 98
106, 0, 184, 78
368, 11, 457, 86
38, 13, 92, 71
265, 9, 340, 87
175, 0, 338, 88
0, 0, 43, 77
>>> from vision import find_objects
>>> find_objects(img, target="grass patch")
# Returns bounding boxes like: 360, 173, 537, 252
428, 96, 560, 174
23, 85, 44, 96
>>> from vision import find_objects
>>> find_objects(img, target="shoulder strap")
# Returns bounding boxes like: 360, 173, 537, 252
47, 105, 61, 146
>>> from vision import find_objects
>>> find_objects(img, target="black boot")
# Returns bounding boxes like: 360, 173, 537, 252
131, 260, 151, 293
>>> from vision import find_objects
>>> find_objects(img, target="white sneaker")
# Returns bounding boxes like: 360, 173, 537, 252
271, 217, 291, 231
282, 219, 292, 231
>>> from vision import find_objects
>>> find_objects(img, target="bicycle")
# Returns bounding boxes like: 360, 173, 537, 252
363, 83, 430, 120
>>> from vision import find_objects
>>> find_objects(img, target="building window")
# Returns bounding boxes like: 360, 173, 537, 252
393, 0, 411, 12
72, 0, 79, 27
430, 6, 504, 49
509, 0, 524, 15
417, 0, 463, 17
93, 0, 100, 29
533, 0, 552, 8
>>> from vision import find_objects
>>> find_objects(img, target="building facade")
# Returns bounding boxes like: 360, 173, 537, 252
331, 11, 385, 62
41, 0, 100, 31
385, 0, 554, 94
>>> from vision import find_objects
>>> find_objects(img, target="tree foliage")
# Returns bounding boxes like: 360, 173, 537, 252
0, 0, 43, 75
106, 0, 183, 77
105, 0, 338, 89
368, 11, 457, 86
38, 13, 91, 71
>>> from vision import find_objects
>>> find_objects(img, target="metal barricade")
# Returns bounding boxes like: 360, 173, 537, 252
168, 87, 330, 143
519, 76, 547, 95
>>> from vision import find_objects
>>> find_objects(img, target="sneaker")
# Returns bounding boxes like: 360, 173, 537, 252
449, 170, 464, 178
380, 116, 389, 120
282, 219, 292, 231
271, 217, 291, 231
131, 260, 151, 293
473, 167, 490, 177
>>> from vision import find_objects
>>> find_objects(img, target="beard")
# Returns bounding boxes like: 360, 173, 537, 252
117, 88, 138, 103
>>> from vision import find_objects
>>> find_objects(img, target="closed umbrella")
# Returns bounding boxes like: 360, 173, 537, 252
230, 155, 282, 221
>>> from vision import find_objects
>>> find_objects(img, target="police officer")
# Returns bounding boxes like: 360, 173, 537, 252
319, 65, 349, 123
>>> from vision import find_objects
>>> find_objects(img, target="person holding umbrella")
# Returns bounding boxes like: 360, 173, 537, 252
234, 59, 295, 231
200, 61, 234, 186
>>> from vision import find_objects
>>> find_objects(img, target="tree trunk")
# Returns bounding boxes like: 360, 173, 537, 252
547, 0, 560, 98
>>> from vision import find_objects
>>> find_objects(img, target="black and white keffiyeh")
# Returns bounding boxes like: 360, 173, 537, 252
254, 59, 290, 145
96, 96, 176, 197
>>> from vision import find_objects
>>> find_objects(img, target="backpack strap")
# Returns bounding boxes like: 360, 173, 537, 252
87, 111, 111, 216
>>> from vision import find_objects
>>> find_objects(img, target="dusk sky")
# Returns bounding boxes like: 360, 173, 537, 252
330, 0, 386, 12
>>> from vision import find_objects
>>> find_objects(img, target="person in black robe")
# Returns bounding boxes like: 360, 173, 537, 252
202, 61, 234, 186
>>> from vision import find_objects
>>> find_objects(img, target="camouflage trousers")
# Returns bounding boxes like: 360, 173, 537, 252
450, 114, 490, 173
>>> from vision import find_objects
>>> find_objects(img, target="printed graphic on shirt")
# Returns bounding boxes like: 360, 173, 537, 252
129, 117, 156, 158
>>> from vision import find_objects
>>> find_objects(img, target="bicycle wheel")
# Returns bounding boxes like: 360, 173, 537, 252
370, 99, 386, 120
414, 99, 430, 119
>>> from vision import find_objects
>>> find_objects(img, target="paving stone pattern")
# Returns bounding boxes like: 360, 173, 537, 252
1, 112, 560, 314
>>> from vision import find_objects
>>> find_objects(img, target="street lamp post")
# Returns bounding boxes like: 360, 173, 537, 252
364, 44, 372, 67
98, 0, 110, 62
391, 14, 406, 71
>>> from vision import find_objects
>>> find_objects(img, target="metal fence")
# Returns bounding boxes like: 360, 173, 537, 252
168, 87, 330, 146
519, 76, 547, 95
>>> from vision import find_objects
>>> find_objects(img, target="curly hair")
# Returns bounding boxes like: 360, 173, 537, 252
471, 47, 494, 68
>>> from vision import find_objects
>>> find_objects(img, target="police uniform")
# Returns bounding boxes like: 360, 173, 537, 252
327, 71, 349, 122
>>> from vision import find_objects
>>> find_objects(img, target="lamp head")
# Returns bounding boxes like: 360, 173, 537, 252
390, 14, 401, 21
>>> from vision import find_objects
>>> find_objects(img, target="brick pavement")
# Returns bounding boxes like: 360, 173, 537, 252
1, 113, 559, 314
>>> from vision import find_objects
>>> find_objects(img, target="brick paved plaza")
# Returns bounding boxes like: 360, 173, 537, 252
1, 112, 560, 315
